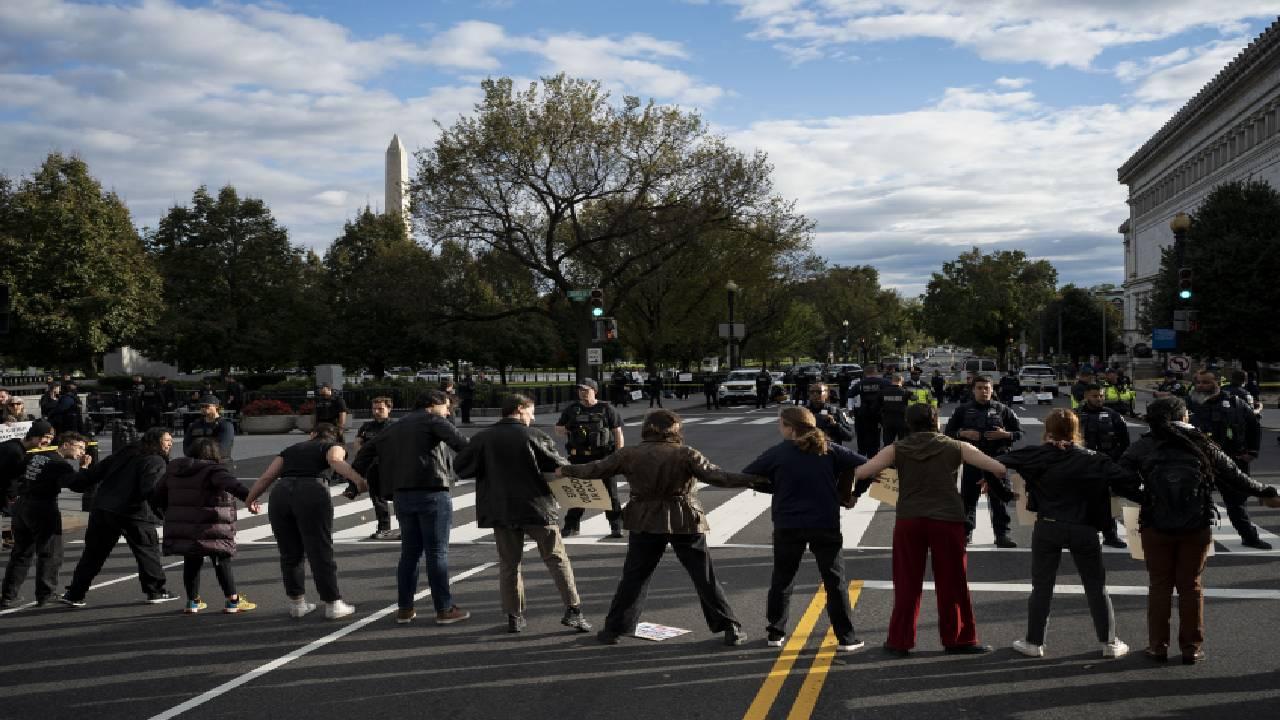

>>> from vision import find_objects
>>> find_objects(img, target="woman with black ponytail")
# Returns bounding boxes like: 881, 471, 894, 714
1117, 397, 1280, 665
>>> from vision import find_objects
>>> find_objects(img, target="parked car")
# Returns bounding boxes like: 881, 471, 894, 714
717, 369, 785, 406
825, 363, 864, 383
1016, 364, 1058, 403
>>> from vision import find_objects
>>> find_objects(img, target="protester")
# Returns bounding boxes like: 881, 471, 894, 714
153, 438, 257, 614
995, 409, 1134, 659
742, 406, 866, 651
454, 394, 592, 634
557, 409, 757, 646
853, 403, 1008, 657
312, 384, 348, 442
1116, 397, 1280, 664
183, 395, 235, 463
245, 423, 366, 620
344, 396, 396, 540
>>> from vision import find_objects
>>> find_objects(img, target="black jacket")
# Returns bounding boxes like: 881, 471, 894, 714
83, 446, 168, 524
1188, 392, 1260, 456
943, 399, 1022, 455
1078, 404, 1130, 460
996, 444, 1134, 530
806, 402, 853, 444
454, 418, 568, 528
353, 410, 468, 496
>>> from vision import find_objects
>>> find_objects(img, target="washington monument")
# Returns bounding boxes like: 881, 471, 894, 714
385, 134, 409, 220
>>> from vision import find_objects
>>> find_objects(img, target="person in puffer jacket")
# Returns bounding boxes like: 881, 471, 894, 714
153, 438, 258, 614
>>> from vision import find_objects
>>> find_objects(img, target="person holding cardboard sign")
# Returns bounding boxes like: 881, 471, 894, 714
557, 410, 759, 646
852, 403, 1008, 657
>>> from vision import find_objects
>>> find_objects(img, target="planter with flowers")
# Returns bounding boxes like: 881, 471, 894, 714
294, 400, 316, 433
240, 399, 296, 434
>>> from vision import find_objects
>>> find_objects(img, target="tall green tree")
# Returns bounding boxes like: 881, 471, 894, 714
1038, 285, 1121, 361
142, 186, 312, 375
922, 248, 1057, 368
0, 154, 162, 371
1141, 180, 1280, 370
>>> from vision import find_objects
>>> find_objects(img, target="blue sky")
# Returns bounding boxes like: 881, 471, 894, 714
2, 0, 1276, 295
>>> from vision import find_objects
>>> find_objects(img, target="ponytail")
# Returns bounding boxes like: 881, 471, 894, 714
779, 406, 829, 456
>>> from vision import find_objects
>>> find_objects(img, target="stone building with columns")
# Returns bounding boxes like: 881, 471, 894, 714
1117, 17, 1280, 354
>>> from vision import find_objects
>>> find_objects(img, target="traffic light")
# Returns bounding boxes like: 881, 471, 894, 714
1177, 267, 1192, 300
605, 317, 618, 341
589, 288, 605, 317
0, 283, 10, 335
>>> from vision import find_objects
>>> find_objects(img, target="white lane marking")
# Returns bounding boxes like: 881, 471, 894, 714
679, 418, 707, 424
240, 491, 475, 544
331, 514, 400, 542
145, 558, 500, 720
703, 417, 747, 425
704, 489, 774, 545
1209, 503, 1280, 552
968, 495, 997, 546
448, 521, 493, 544
0, 558, 187, 616
746, 418, 779, 425
840, 496, 882, 548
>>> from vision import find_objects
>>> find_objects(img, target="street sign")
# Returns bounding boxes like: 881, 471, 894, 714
717, 323, 746, 338
586, 347, 603, 365
1152, 328, 1177, 350
1018, 342, 1028, 357
567, 289, 591, 301
1167, 355, 1191, 374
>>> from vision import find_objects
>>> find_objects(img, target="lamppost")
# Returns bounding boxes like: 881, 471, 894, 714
726, 280, 739, 370
841, 319, 849, 362
1006, 321, 1014, 370
1170, 211, 1190, 265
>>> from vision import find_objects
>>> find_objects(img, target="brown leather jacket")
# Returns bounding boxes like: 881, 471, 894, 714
559, 440, 759, 533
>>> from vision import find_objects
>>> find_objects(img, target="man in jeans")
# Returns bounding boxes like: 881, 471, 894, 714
454, 394, 592, 634
354, 391, 469, 625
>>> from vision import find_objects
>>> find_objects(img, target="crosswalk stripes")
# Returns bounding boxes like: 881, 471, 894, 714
704, 488, 774, 545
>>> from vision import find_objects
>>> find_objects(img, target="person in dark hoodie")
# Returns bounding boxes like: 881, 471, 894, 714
61, 428, 176, 607
853, 403, 1008, 657
994, 409, 1135, 660
743, 406, 866, 651
153, 438, 257, 614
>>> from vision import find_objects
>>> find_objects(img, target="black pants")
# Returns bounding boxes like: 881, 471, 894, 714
268, 477, 340, 602
460, 398, 473, 424
65, 510, 167, 600
756, 389, 769, 409
704, 392, 716, 410
563, 474, 623, 526
767, 528, 856, 644
649, 391, 663, 408
137, 405, 164, 432
613, 387, 629, 407
1026, 520, 1114, 645
604, 531, 739, 634
1219, 458, 1261, 543
960, 464, 1011, 538
854, 414, 881, 456
183, 554, 236, 600
1, 501, 63, 603
881, 422, 907, 447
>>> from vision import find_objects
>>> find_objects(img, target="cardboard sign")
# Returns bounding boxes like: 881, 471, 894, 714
866, 468, 899, 506
546, 474, 614, 510
633, 622, 691, 641
678, 373, 693, 382
630, 390, 644, 401
1122, 504, 1144, 561
0, 421, 33, 442
1010, 471, 1036, 526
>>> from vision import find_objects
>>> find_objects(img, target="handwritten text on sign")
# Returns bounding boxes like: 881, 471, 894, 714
866, 468, 900, 506
546, 474, 614, 510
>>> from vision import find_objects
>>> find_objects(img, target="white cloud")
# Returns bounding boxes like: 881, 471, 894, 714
1117, 39, 1252, 103
994, 77, 1031, 89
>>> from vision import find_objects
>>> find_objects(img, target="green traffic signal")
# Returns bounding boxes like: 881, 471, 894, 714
1178, 289, 1192, 300
591, 306, 604, 317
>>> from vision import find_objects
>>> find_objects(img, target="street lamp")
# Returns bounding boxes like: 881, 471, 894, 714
726, 280, 739, 370
841, 319, 849, 362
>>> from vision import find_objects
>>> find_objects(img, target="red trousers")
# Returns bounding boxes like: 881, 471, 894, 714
888, 516, 979, 650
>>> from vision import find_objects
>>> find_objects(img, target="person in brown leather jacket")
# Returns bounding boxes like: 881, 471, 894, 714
557, 409, 760, 646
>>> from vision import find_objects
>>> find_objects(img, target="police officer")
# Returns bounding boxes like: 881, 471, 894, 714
804, 383, 853, 445
944, 375, 1020, 548
555, 379, 625, 538
183, 395, 234, 463
879, 374, 911, 445
313, 384, 349, 442
346, 395, 397, 539
1223, 370, 1262, 416
137, 381, 165, 432
997, 369, 1021, 404
754, 367, 772, 410
611, 368, 630, 408
645, 371, 664, 409
906, 369, 938, 409
702, 373, 719, 410
1101, 368, 1135, 417
1188, 369, 1269, 549
457, 373, 476, 425
848, 366, 886, 456
1077, 384, 1129, 549
930, 369, 947, 405
793, 369, 811, 406
1069, 367, 1096, 410
1154, 370, 1186, 399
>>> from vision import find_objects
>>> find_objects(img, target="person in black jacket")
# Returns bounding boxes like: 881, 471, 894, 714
61, 428, 176, 607
183, 395, 235, 463
1187, 369, 1268, 549
849, 367, 886, 456
1115, 397, 1280, 664
804, 383, 853, 446
344, 396, 396, 539
1078, 384, 1131, 549
646, 371, 665, 409
944, 376, 1021, 548
353, 390, 469, 625
996, 410, 1134, 660
454, 394, 592, 634
880, 374, 912, 445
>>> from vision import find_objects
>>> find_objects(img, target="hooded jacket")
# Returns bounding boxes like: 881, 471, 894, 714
83, 445, 168, 524
454, 418, 568, 528
996, 444, 1134, 530
884, 431, 966, 522
153, 458, 249, 556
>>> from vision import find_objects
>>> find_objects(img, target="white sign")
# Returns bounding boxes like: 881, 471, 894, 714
587, 347, 603, 365
0, 421, 33, 442
1011, 471, 1036, 527
546, 474, 614, 510
678, 373, 693, 382
633, 622, 691, 641
867, 468, 899, 506
1167, 355, 1191, 373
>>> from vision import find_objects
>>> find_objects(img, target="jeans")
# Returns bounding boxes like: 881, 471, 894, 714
64, 509, 167, 600
268, 477, 340, 602
396, 489, 454, 612
1025, 520, 1115, 645
960, 464, 1011, 538
888, 517, 978, 650
1141, 526, 1212, 654
493, 525, 580, 615
603, 531, 739, 635
1, 501, 63, 603
767, 528, 856, 644
183, 554, 236, 600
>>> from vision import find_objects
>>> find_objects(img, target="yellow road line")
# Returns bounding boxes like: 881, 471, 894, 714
742, 586, 829, 720
787, 581, 863, 720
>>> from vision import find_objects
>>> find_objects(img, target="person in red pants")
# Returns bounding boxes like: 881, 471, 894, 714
853, 403, 1008, 656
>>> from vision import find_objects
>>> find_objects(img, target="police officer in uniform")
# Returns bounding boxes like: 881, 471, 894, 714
804, 383, 853, 445
457, 373, 477, 425
1069, 367, 1096, 410
906, 369, 938, 409
848, 366, 886, 456
137, 381, 165, 432
183, 395, 235, 463
555, 379, 625, 538
1223, 370, 1262, 416
345, 396, 397, 539
1188, 369, 1269, 549
754, 367, 772, 410
611, 368, 630, 408
998, 369, 1021, 404
703, 373, 719, 410
879, 374, 911, 445
1153, 370, 1186, 398
1101, 368, 1135, 417
944, 375, 1020, 547
793, 369, 811, 406
930, 369, 947, 406
1077, 384, 1129, 548
313, 384, 349, 443
646, 371, 665, 409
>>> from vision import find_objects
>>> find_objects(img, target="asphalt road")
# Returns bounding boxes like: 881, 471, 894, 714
3, 396, 1280, 720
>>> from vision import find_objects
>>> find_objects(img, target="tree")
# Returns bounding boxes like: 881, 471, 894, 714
922, 248, 1057, 367
1142, 180, 1280, 370
412, 74, 810, 377
1038, 285, 1121, 361
0, 154, 162, 371
142, 186, 313, 375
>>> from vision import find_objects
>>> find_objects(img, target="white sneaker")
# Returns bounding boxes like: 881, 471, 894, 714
1012, 639, 1045, 657
288, 598, 316, 619
1102, 639, 1130, 658
325, 599, 356, 620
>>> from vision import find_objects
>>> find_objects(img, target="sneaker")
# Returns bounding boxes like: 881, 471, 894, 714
58, 595, 87, 609
995, 535, 1018, 549
597, 629, 621, 645
562, 523, 580, 538
608, 520, 624, 539
1102, 640, 1129, 658
836, 638, 865, 652
1012, 639, 1044, 657
145, 591, 179, 604
184, 597, 207, 614
508, 614, 527, 633
0, 597, 19, 610
395, 608, 416, 624
1240, 537, 1273, 550
369, 528, 400, 541
766, 630, 787, 648
944, 643, 993, 655
435, 605, 471, 625
325, 599, 356, 619
725, 625, 747, 646
288, 598, 317, 619
561, 606, 592, 633
1182, 649, 1206, 665
224, 595, 256, 614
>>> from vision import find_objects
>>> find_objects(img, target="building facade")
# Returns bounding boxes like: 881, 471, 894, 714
1117, 18, 1280, 352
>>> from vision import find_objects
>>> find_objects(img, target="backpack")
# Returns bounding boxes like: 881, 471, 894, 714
1144, 452, 1215, 532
